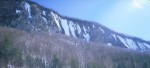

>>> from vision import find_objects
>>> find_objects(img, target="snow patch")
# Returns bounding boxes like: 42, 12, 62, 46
138, 42, 150, 49
83, 26, 86, 32
42, 17, 48, 24
117, 36, 130, 48
118, 36, 138, 50
61, 19, 70, 36
118, 36, 149, 50
77, 24, 81, 33
16, 10, 21, 13
51, 12, 61, 29
138, 43, 145, 50
83, 26, 90, 41
143, 43, 150, 48
88, 27, 90, 30
42, 11, 46, 15
69, 21, 76, 37
99, 27, 105, 33
112, 34, 117, 41
84, 33, 90, 42
24, 2, 32, 18
125, 39, 138, 50
92, 25, 95, 28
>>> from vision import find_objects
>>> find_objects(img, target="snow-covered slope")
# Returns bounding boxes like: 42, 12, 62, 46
0, 0, 150, 52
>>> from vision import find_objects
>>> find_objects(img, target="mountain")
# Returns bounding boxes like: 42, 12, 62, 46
2, 0, 150, 51
1, 0, 150, 68
0, 0, 150, 52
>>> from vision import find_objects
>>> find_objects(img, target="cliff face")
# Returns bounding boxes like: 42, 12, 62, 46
1, 0, 150, 68
0, 0, 150, 51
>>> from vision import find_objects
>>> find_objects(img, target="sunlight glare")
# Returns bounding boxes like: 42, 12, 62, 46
133, 0, 143, 9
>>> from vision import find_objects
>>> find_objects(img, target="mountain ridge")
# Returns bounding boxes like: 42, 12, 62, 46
1, 0, 150, 67
30, 0, 150, 43
0, 0, 150, 51
30, 0, 150, 51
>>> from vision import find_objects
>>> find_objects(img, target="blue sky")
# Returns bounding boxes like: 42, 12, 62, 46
32, 0, 150, 41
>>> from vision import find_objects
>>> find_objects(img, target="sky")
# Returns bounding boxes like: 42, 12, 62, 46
32, 0, 150, 41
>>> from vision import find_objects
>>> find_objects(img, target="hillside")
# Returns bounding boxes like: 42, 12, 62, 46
1, 0, 150, 68
0, 27, 150, 68
0, 0, 150, 51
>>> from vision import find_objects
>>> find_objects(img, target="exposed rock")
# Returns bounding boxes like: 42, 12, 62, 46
0, 0, 150, 51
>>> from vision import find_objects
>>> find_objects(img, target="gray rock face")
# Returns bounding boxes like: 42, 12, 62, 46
0, 0, 150, 51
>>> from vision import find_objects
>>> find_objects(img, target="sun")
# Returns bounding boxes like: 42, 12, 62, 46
133, 0, 143, 9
